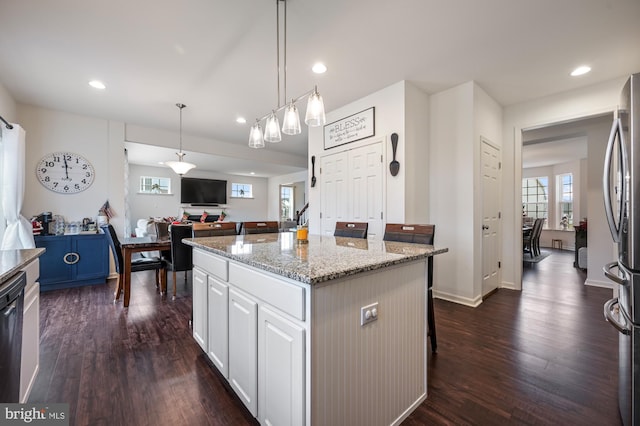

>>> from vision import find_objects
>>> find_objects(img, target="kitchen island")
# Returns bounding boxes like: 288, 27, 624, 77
184, 233, 447, 426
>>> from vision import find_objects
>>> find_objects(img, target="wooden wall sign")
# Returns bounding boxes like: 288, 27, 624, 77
323, 107, 375, 150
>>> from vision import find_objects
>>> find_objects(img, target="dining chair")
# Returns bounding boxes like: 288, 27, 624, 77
192, 221, 237, 237
383, 223, 437, 353
532, 218, 544, 256
102, 224, 167, 302
162, 224, 193, 299
523, 218, 544, 258
334, 221, 368, 239
242, 221, 280, 234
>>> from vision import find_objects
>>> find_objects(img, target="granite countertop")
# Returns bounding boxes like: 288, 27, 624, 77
184, 233, 448, 284
0, 248, 45, 283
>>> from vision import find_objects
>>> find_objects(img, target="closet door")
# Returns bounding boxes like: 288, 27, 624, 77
349, 143, 383, 239
321, 143, 383, 238
320, 151, 348, 235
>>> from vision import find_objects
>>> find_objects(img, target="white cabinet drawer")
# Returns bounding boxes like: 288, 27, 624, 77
22, 258, 39, 286
229, 263, 305, 321
193, 249, 228, 281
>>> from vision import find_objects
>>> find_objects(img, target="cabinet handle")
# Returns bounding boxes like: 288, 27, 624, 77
63, 252, 80, 265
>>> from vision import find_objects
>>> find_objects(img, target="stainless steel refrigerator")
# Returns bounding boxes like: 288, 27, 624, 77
604, 72, 640, 426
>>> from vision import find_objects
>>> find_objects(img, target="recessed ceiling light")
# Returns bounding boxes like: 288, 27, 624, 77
312, 63, 327, 74
570, 66, 591, 77
236, 117, 247, 124
89, 80, 106, 90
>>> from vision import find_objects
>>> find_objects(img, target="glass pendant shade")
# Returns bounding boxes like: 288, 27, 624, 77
281, 102, 301, 135
166, 159, 196, 176
264, 112, 282, 143
166, 152, 196, 176
304, 89, 326, 126
248, 122, 265, 148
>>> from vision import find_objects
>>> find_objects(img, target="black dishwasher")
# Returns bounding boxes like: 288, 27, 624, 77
0, 271, 26, 403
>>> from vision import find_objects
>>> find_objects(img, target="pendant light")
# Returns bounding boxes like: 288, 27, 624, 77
248, 121, 265, 148
165, 103, 196, 176
248, 0, 326, 148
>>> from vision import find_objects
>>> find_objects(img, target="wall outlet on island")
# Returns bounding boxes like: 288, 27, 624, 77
360, 302, 379, 326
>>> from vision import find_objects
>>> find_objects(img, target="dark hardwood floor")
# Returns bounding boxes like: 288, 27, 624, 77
30, 249, 621, 425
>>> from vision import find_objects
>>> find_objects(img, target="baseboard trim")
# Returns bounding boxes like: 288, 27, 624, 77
501, 281, 519, 290
585, 278, 614, 289
433, 290, 482, 307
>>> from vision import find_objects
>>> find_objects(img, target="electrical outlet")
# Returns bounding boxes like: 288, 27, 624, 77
360, 302, 379, 326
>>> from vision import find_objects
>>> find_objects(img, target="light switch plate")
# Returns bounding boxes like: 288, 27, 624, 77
360, 302, 379, 326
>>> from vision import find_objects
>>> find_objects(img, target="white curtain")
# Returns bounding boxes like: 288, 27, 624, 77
1, 124, 35, 249
124, 148, 131, 237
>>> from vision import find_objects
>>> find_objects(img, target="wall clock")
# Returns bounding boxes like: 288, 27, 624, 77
36, 152, 95, 194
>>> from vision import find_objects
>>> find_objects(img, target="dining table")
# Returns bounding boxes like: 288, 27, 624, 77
120, 235, 171, 307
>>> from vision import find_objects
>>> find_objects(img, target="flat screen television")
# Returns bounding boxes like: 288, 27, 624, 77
180, 178, 227, 205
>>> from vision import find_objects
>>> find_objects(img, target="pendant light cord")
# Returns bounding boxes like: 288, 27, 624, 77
177, 103, 186, 154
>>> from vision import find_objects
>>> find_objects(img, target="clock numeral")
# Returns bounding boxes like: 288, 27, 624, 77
40, 168, 48, 174
63, 185, 70, 192
82, 164, 88, 169
86, 172, 91, 177
52, 156, 60, 162
44, 176, 50, 182
45, 161, 54, 167
74, 184, 80, 190
53, 182, 58, 188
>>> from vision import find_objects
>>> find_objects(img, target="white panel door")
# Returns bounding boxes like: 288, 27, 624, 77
321, 143, 383, 238
207, 276, 229, 378
228, 287, 258, 416
349, 143, 383, 239
258, 306, 305, 426
481, 139, 501, 296
192, 267, 208, 351
320, 152, 348, 235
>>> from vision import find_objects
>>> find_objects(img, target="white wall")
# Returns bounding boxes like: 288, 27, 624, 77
501, 76, 625, 290
129, 164, 270, 234
307, 81, 407, 235
267, 170, 308, 222
18, 104, 112, 228
429, 81, 502, 306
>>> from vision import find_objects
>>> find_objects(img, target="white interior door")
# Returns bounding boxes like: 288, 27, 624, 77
349, 143, 383, 239
321, 143, 383, 238
481, 139, 501, 297
320, 152, 348, 235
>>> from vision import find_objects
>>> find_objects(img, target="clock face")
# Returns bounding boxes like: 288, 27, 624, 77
36, 152, 95, 194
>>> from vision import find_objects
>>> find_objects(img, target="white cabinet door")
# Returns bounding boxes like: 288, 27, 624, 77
258, 306, 305, 426
192, 267, 208, 351
321, 143, 383, 238
207, 276, 229, 378
320, 151, 348, 235
229, 287, 258, 416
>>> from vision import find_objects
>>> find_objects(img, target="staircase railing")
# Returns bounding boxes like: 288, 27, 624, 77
296, 203, 309, 225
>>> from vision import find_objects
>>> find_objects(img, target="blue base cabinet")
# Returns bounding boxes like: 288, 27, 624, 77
34, 233, 109, 291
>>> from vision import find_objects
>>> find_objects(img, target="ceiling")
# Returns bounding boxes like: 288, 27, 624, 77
1, 0, 639, 176
521, 113, 611, 168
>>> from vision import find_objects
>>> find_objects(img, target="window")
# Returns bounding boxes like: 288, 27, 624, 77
280, 186, 294, 220
558, 173, 573, 227
231, 183, 253, 198
139, 176, 171, 194
522, 177, 548, 223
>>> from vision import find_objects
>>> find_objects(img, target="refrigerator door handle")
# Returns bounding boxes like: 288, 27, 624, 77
603, 118, 627, 242
604, 297, 631, 335
603, 261, 629, 286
